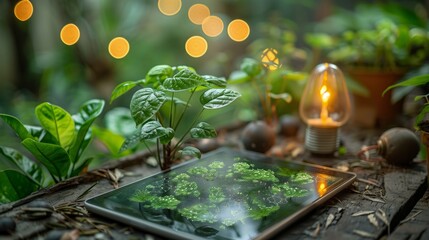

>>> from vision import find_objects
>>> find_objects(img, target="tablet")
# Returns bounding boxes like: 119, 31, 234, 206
85, 148, 356, 240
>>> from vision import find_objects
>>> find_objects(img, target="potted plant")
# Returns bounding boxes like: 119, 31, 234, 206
383, 74, 429, 183
306, 3, 429, 127
110, 65, 241, 170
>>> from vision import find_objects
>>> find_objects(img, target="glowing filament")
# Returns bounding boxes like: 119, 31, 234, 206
320, 85, 330, 122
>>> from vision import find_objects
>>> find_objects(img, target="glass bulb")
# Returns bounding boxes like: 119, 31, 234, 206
300, 63, 351, 126
299, 63, 351, 154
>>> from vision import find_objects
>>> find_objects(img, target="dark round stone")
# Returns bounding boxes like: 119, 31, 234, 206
279, 115, 301, 137
377, 127, 420, 165
241, 121, 276, 153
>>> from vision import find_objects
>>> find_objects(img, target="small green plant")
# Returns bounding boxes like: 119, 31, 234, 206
229, 58, 306, 125
383, 74, 429, 130
110, 65, 241, 170
0, 99, 104, 203
306, 4, 429, 71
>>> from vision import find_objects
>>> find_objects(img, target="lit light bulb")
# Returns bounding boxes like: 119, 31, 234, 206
299, 63, 351, 154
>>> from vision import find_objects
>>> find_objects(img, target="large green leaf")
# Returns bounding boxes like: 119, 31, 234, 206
0, 170, 39, 204
105, 107, 136, 136
178, 146, 201, 159
35, 102, 76, 149
190, 122, 217, 139
383, 74, 429, 96
201, 75, 227, 88
92, 126, 128, 156
69, 99, 105, 164
0, 146, 43, 185
22, 139, 71, 179
110, 79, 144, 103
120, 128, 142, 152
0, 114, 33, 140
146, 65, 173, 85
163, 69, 204, 92
140, 121, 174, 143
25, 125, 58, 144
200, 89, 241, 109
130, 88, 166, 126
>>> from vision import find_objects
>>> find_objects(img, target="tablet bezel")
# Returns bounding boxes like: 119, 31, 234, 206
85, 148, 356, 240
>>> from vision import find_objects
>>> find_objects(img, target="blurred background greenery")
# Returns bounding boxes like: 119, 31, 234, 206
1, 0, 428, 165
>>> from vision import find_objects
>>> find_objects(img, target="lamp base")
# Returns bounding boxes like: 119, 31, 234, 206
305, 125, 340, 154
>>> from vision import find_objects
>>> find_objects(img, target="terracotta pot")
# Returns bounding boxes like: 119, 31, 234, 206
420, 131, 429, 185
348, 69, 405, 128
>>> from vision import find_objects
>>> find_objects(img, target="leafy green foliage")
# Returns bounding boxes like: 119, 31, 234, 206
0, 99, 105, 203
383, 74, 429, 129
229, 58, 306, 124
111, 65, 241, 169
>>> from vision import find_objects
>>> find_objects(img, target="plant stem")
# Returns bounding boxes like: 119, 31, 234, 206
251, 79, 267, 121
174, 88, 196, 130
169, 93, 175, 128
143, 141, 160, 167
172, 108, 205, 156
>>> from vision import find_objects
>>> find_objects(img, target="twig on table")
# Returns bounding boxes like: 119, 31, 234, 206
399, 210, 422, 224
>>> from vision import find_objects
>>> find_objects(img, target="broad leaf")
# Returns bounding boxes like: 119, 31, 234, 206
146, 65, 173, 85
0, 114, 33, 140
130, 88, 166, 126
383, 74, 429, 96
228, 70, 250, 84
110, 80, 144, 103
140, 121, 174, 143
120, 128, 142, 152
159, 128, 174, 144
163, 69, 204, 92
35, 102, 76, 149
202, 75, 227, 88
105, 107, 136, 136
0, 146, 44, 185
166, 97, 189, 107
25, 125, 58, 144
22, 139, 71, 179
92, 126, 128, 156
178, 146, 201, 159
69, 99, 105, 164
200, 89, 241, 109
190, 122, 217, 139
240, 58, 263, 77
0, 170, 39, 204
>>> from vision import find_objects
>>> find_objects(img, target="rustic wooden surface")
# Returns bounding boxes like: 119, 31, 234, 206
0, 126, 428, 240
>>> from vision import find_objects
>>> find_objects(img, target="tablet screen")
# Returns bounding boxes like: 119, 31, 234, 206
85, 148, 355, 240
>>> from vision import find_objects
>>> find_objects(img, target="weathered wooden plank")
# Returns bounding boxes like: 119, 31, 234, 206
389, 190, 429, 240
272, 166, 427, 240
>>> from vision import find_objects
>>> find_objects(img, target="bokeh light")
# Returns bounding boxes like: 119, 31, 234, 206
14, 0, 33, 21
60, 24, 80, 46
261, 48, 281, 70
185, 36, 208, 58
227, 19, 250, 42
202, 16, 224, 37
108, 37, 130, 59
188, 4, 210, 25
158, 0, 182, 16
